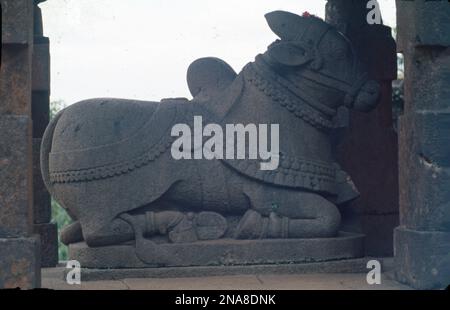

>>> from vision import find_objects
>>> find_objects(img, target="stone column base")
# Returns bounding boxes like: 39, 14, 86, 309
0, 236, 41, 289
394, 226, 450, 289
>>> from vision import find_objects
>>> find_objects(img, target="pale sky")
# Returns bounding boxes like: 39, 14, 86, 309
40, 0, 396, 106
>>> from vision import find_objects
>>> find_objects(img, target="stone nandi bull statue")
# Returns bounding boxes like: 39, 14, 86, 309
41, 11, 380, 264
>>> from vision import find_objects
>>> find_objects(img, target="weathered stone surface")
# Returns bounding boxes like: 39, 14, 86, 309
326, 2, 398, 257
32, 92, 50, 138
33, 4, 43, 37
352, 25, 397, 81
41, 11, 381, 268
335, 92, 399, 216
0, 46, 32, 115
0, 236, 40, 289
32, 37, 50, 92
403, 47, 450, 112
61, 256, 387, 282
396, 0, 450, 51
399, 164, 450, 232
338, 212, 399, 257
362, 214, 398, 257
33, 138, 51, 223
395, 0, 450, 290
0, 116, 33, 237
0, 0, 34, 45
33, 223, 58, 267
398, 50, 450, 228
394, 227, 450, 289
69, 232, 364, 269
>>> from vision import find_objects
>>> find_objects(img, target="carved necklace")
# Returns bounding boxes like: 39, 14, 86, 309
243, 57, 334, 130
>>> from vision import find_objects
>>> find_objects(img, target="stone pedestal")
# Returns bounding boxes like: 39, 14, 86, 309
394, 0, 450, 289
64, 257, 381, 282
69, 232, 364, 271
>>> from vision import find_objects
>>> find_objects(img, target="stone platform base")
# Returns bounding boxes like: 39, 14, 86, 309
66, 257, 385, 282
69, 232, 364, 270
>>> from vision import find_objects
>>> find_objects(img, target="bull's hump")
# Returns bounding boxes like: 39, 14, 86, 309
52, 98, 157, 152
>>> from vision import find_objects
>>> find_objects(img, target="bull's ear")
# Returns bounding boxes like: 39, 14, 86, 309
265, 11, 305, 41
267, 42, 312, 66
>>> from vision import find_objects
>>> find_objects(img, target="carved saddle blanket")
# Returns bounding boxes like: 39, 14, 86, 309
49, 96, 357, 204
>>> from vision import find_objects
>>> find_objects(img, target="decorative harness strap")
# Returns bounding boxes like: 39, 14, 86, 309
243, 60, 334, 131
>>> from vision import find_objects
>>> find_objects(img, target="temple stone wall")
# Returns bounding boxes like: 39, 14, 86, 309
31, 0, 58, 268
394, 0, 450, 289
326, 0, 399, 257
0, 0, 55, 288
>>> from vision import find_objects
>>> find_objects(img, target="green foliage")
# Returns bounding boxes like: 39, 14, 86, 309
50, 99, 66, 119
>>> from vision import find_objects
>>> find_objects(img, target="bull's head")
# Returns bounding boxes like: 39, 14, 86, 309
262, 11, 380, 112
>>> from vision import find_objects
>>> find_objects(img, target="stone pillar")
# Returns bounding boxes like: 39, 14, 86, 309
326, 0, 398, 257
0, 0, 41, 288
394, 0, 450, 289
31, 0, 58, 268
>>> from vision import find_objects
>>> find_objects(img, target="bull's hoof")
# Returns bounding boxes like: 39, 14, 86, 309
235, 210, 287, 239
60, 221, 84, 245
234, 210, 268, 239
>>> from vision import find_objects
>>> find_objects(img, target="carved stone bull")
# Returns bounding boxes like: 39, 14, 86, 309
41, 11, 380, 263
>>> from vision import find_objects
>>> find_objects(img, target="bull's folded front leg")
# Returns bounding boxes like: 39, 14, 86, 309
83, 210, 228, 246
149, 211, 228, 243
235, 187, 341, 239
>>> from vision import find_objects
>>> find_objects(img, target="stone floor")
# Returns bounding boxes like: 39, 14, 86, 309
41, 266, 412, 290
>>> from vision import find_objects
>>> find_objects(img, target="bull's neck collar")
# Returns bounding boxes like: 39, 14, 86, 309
241, 55, 335, 130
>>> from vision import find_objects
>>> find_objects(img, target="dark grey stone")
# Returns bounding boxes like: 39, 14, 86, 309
394, 227, 450, 289
0, 116, 33, 238
31, 37, 50, 92
396, 0, 450, 50
33, 138, 51, 223
0, 236, 41, 289
399, 112, 450, 232
404, 47, 450, 112
362, 214, 398, 257
33, 223, 58, 267
0, 0, 34, 45
398, 48, 450, 232
69, 232, 364, 268
41, 11, 380, 267
0, 46, 32, 115
59, 256, 390, 282
326, 0, 398, 257
33, 4, 43, 37
395, 0, 450, 289
32, 92, 50, 138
